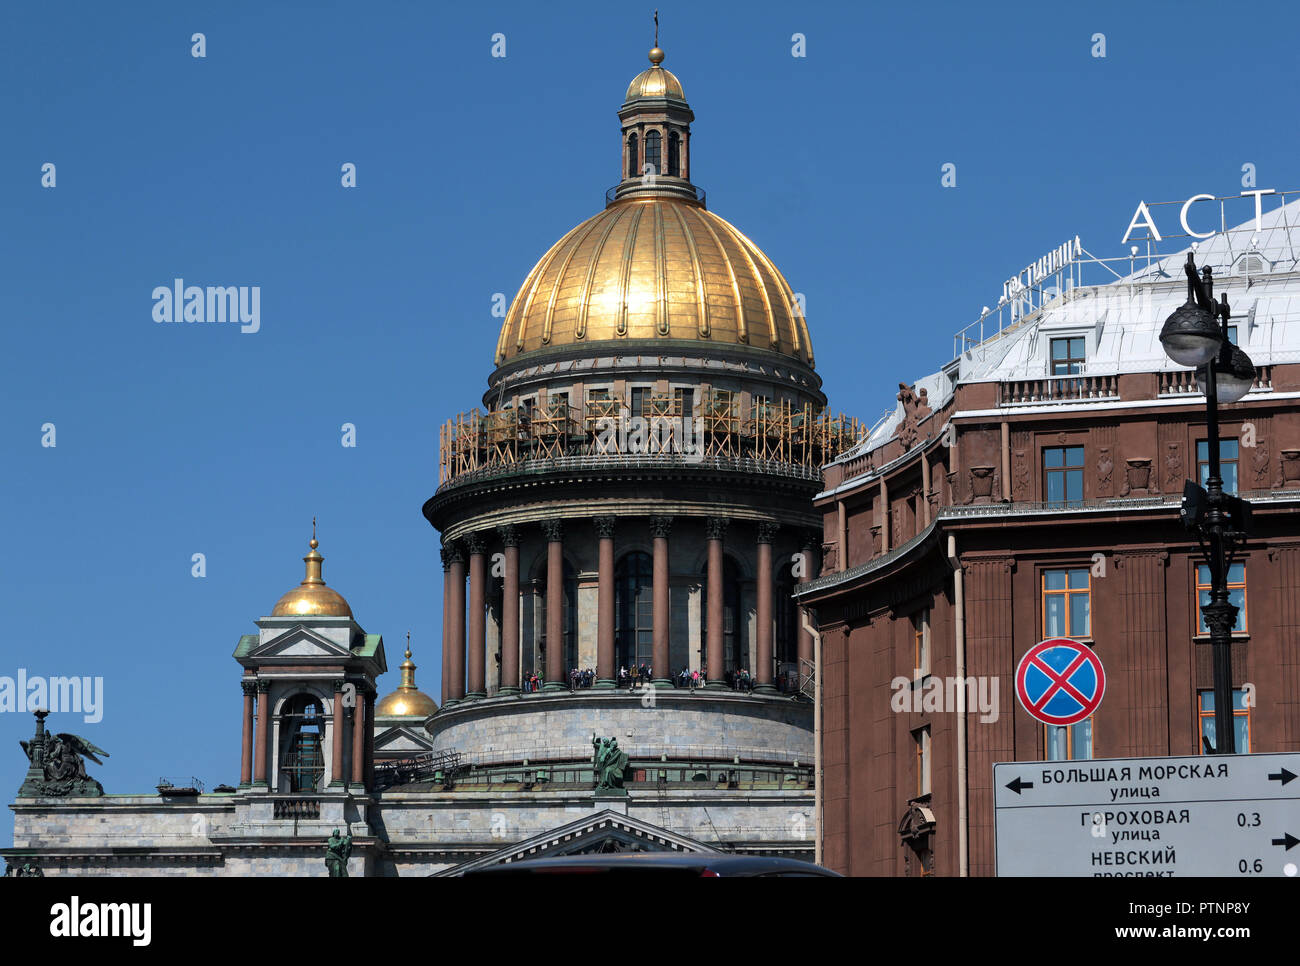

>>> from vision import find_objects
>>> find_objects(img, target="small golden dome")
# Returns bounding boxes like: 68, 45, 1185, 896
270, 526, 354, 619
495, 197, 814, 366
626, 62, 684, 101
626, 45, 682, 100
376, 638, 438, 717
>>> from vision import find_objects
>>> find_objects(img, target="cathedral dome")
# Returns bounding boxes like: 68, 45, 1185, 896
375, 642, 438, 717
492, 43, 813, 370
493, 197, 814, 367
270, 533, 354, 619
625, 54, 684, 101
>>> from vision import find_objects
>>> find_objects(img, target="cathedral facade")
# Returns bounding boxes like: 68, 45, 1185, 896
6, 43, 860, 876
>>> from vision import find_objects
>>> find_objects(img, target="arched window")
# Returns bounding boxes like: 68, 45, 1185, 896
280, 694, 325, 791
644, 131, 661, 177
700, 556, 744, 679
615, 552, 654, 670
668, 132, 681, 177
626, 133, 639, 179
775, 570, 799, 681
535, 560, 578, 673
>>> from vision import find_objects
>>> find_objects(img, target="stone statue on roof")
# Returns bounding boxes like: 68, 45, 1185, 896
18, 711, 109, 798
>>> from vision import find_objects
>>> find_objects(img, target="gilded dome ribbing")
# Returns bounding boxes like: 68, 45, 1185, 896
494, 198, 813, 366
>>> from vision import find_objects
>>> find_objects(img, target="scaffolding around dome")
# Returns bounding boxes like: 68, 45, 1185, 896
438, 389, 867, 484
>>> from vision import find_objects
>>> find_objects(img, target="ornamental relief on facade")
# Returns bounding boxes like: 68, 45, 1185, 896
1119, 457, 1158, 497
1012, 449, 1029, 501
1096, 447, 1114, 497
1281, 449, 1300, 488
1163, 442, 1182, 493
966, 465, 998, 505
1252, 439, 1269, 489
895, 382, 932, 451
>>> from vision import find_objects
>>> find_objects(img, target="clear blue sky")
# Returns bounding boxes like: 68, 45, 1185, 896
3, 0, 1297, 835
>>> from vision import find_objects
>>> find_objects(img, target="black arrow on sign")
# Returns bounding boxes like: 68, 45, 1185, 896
1006, 776, 1034, 795
1267, 768, 1296, 786
1271, 833, 1299, 851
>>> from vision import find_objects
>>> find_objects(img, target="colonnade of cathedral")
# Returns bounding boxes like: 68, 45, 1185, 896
438, 515, 819, 704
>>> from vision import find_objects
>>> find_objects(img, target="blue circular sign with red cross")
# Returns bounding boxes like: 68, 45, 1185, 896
1015, 638, 1105, 726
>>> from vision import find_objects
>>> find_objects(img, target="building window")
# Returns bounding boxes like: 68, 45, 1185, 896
537, 560, 578, 672
644, 131, 661, 176
1046, 718, 1093, 760
1196, 562, 1247, 634
1050, 337, 1086, 375
673, 386, 695, 417
615, 552, 655, 671
280, 695, 325, 792
630, 387, 649, 418
774, 570, 798, 671
914, 727, 931, 797
1043, 568, 1090, 639
1198, 689, 1251, 754
1043, 446, 1085, 504
626, 134, 638, 178
913, 608, 931, 679
520, 584, 537, 677
1197, 439, 1239, 495
1226, 325, 1238, 345
667, 131, 681, 177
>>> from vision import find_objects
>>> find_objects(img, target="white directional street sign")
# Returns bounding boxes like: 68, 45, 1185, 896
994, 753, 1300, 877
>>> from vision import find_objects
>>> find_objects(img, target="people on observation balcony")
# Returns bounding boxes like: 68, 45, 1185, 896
564, 667, 596, 689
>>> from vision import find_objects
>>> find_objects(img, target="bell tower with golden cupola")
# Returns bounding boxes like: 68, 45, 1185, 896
233, 524, 386, 813
615, 20, 698, 205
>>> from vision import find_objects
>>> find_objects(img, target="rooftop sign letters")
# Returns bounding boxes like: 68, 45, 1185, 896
1002, 236, 1082, 302
1121, 189, 1279, 244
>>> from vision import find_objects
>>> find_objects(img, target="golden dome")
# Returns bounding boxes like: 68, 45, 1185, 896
270, 529, 354, 619
626, 42, 681, 99
375, 640, 438, 717
494, 197, 814, 366
626, 63, 683, 101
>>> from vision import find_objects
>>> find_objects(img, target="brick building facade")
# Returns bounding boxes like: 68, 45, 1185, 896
797, 203, 1300, 876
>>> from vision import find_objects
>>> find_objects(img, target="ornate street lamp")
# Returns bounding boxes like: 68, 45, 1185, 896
1158, 267, 1222, 366
1159, 253, 1254, 754
1196, 337, 1257, 404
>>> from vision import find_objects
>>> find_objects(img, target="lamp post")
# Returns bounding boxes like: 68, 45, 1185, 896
1158, 253, 1255, 754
